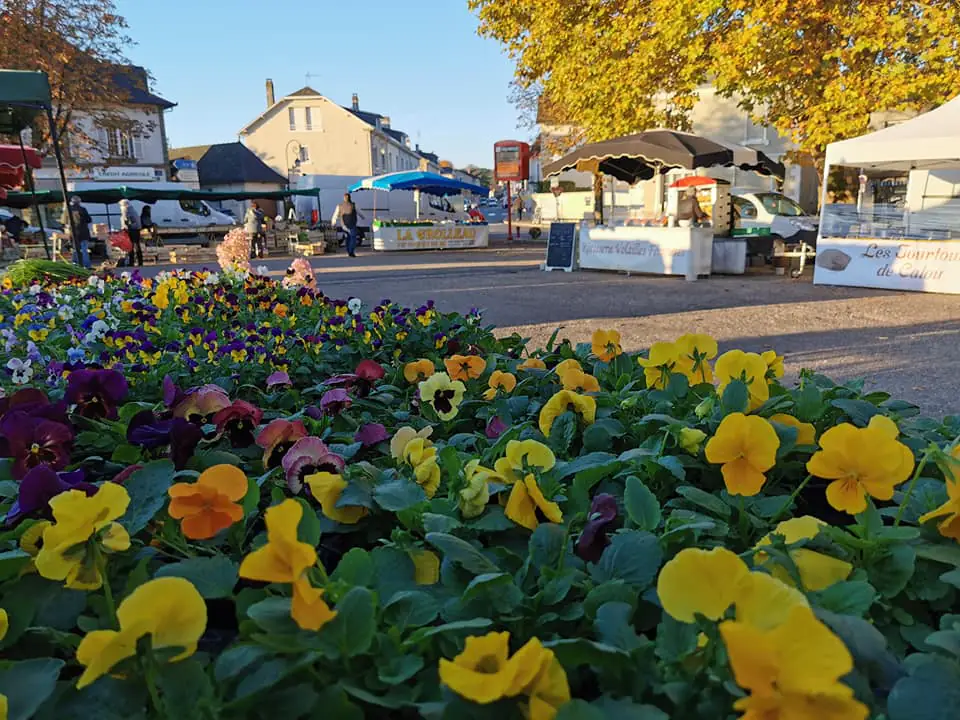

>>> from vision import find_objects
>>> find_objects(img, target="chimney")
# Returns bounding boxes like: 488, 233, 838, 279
266, 79, 275, 107
382, 116, 390, 129
351, 93, 359, 111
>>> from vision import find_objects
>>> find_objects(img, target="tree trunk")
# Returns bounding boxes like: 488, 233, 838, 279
593, 172, 603, 225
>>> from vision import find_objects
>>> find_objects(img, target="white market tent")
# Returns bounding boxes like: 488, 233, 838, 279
824, 94, 960, 173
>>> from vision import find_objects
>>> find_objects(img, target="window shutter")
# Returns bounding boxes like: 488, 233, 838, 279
132, 134, 144, 160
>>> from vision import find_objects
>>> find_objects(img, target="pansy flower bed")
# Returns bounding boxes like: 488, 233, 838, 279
0, 266, 959, 720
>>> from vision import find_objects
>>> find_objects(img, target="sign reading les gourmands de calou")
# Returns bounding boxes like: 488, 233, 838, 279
814, 238, 960, 295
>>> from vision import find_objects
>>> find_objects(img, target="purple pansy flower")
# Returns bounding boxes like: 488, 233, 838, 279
485, 416, 509, 440
6, 465, 96, 524
355, 423, 389, 447
266, 370, 292, 389
575, 493, 619, 563
65, 368, 129, 420
320, 388, 352, 416
1, 413, 74, 479
281, 437, 346, 494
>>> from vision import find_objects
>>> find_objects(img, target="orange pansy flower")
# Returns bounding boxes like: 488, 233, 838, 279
444, 354, 487, 381
168, 464, 248, 539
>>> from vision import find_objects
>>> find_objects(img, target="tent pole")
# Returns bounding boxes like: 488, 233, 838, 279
44, 106, 77, 262
18, 131, 51, 260
414, 188, 420, 220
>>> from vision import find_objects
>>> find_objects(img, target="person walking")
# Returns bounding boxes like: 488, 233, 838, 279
244, 202, 265, 259
63, 196, 92, 268
119, 199, 143, 266
140, 203, 155, 246
513, 195, 523, 222
331, 192, 364, 257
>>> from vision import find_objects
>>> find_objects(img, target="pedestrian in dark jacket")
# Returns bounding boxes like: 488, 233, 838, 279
120, 199, 143, 266
63, 196, 92, 268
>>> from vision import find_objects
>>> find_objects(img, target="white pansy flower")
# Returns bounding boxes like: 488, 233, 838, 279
203, 272, 220, 286
255, 265, 270, 276
348, 298, 362, 314
7, 357, 33, 385
120, 271, 131, 282
58, 305, 74, 321
28, 284, 42, 296
87, 275, 100, 287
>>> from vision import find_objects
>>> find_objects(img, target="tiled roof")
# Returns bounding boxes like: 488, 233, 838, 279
169, 142, 286, 186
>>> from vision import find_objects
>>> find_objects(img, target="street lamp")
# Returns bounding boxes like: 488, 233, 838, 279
285, 140, 303, 189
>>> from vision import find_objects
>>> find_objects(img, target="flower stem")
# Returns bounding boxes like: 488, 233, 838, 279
894, 449, 933, 527
770, 474, 812, 524
96, 550, 118, 628
142, 650, 163, 715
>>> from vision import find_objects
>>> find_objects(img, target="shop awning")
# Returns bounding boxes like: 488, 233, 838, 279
0, 70, 51, 135
543, 130, 785, 183
0, 144, 43, 191
0, 186, 323, 209
348, 171, 488, 196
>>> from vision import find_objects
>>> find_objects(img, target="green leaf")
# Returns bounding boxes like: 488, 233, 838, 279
594, 602, 644, 652
247, 597, 300, 634
266, 684, 321, 719
624, 476, 661, 531
543, 638, 630, 670
941, 568, 960, 589
382, 590, 439, 631
154, 556, 238, 599
871, 544, 917, 597
371, 547, 416, 603
324, 587, 376, 657
313, 686, 363, 720
548, 411, 578, 453
584, 581, 638, 619
293, 497, 322, 546
331, 548, 374, 587
593, 697, 670, 720
590, 531, 662, 588
234, 658, 290, 700
426, 532, 500, 575
214, 644, 272, 682
188, 450, 243, 471
557, 452, 619, 479
119, 460, 176, 535
721, 380, 749, 414
157, 659, 213, 720
373, 478, 427, 512
888, 654, 960, 720
655, 614, 698, 662
378, 654, 425, 685
38, 676, 145, 720
830, 399, 881, 426
917, 544, 960, 567
795, 383, 823, 421
110, 443, 142, 464
530, 523, 568, 568
422, 512, 461, 534
813, 581, 877, 616
656, 455, 686, 482
406, 618, 493, 644
0, 658, 64, 720
675, 486, 732, 518
466, 506, 514, 531
556, 700, 605, 720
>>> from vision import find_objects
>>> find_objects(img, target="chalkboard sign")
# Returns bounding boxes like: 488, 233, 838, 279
544, 222, 577, 272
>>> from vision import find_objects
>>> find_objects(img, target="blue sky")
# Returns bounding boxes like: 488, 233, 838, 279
116, 0, 522, 168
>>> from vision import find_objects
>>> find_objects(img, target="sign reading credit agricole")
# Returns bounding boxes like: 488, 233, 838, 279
813, 238, 960, 294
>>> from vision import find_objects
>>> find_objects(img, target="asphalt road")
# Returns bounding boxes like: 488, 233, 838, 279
148, 246, 960, 418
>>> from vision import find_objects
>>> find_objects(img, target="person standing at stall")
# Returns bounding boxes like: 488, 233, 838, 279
331, 192, 364, 257
245, 202, 266, 259
140, 203, 155, 245
119, 199, 143, 267
63, 196, 92, 268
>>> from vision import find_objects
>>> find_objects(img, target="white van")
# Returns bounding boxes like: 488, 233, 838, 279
69, 181, 236, 242
731, 190, 819, 245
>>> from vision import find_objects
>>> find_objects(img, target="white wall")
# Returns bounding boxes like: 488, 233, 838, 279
70, 107, 166, 166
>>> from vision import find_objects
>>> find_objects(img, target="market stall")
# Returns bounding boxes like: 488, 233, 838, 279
347, 171, 488, 251
542, 130, 784, 279
816, 96, 960, 294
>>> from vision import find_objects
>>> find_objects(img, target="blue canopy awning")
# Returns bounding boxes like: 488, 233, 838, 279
348, 171, 487, 196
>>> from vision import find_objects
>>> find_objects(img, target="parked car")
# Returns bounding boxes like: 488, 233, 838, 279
731, 190, 819, 246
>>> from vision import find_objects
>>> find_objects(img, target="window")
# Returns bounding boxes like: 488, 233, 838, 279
305, 107, 313, 131
298, 146, 310, 163
744, 116, 769, 145
100, 128, 140, 159
755, 192, 804, 217
733, 197, 758, 220
288, 107, 296, 131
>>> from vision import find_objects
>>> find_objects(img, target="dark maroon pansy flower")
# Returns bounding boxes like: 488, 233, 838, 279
355, 423, 389, 447
213, 400, 263, 448
281, 437, 346, 494
0, 388, 69, 426
126, 410, 202, 470
1, 413, 74, 479
575, 493, 619, 563
6, 465, 96, 524
320, 389, 352, 416
65, 368, 129, 420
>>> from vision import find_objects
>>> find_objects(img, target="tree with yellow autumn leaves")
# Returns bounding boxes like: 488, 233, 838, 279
470, 0, 960, 167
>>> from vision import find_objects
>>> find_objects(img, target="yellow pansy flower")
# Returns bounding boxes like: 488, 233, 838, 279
483, 370, 518, 400
715, 349, 771, 410
518, 357, 547, 371
705, 413, 780, 497
675, 333, 718, 384
390, 425, 433, 461
769, 413, 817, 446
403, 438, 441, 497
755, 516, 853, 592
720, 606, 868, 720
460, 460, 496, 518
678, 427, 707, 455
0, 607, 7, 642
306, 472, 369, 525
75, 577, 207, 689
538, 390, 596, 437
411, 550, 440, 585
552, 358, 582, 377
505, 474, 563, 531
239, 500, 337, 631
591, 328, 622, 363
419, 372, 466, 421
525, 648, 571, 720
638, 341, 682, 390
761, 349, 786, 379
807, 415, 914, 515
919, 446, 960, 540
494, 439, 556, 485
36, 484, 131, 591
558, 368, 600, 394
